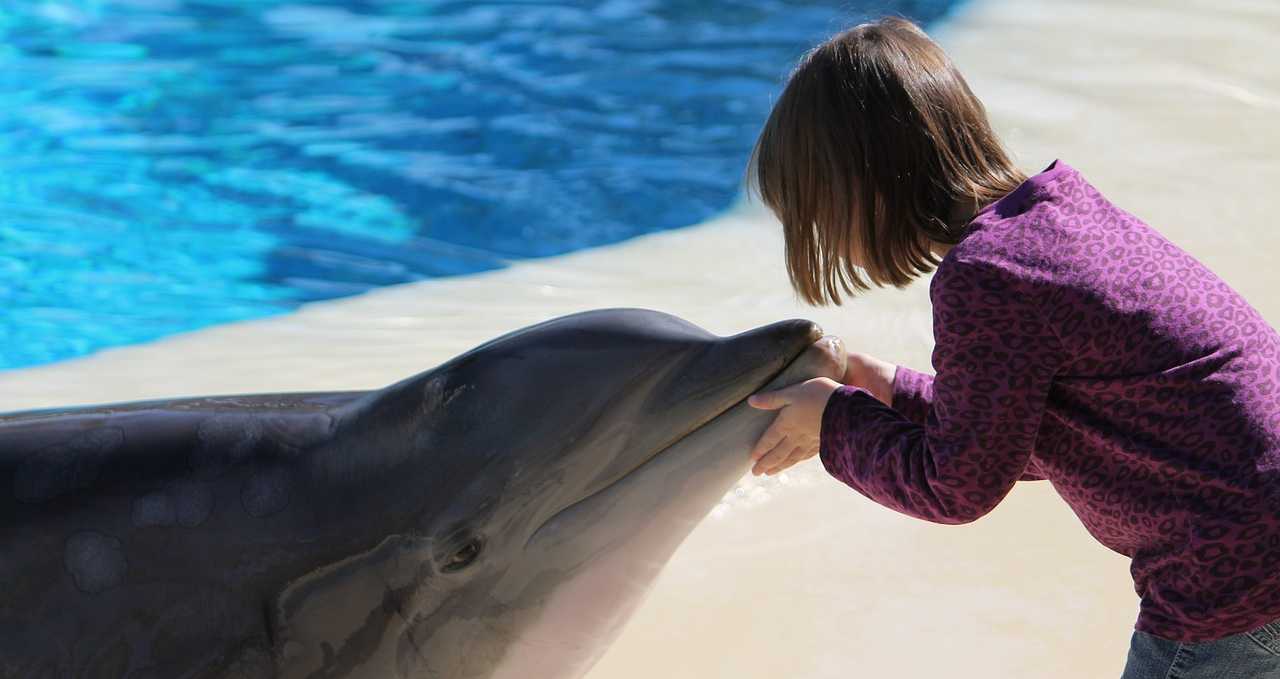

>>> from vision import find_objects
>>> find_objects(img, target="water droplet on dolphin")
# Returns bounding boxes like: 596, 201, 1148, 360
64, 531, 127, 594
192, 416, 263, 479
262, 413, 335, 455
133, 491, 177, 527
241, 466, 292, 518
132, 481, 214, 528
172, 481, 215, 527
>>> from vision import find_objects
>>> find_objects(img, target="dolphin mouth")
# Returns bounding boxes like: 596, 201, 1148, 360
626, 321, 826, 482
526, 334, 822, 545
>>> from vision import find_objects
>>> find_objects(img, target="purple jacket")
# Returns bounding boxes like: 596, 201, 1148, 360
819, 160, 1280, 642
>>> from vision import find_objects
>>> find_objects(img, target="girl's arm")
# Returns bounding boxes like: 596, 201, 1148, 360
846, 356, 1047, 482
843, 353, 936, 428
819, 259, 1063, 524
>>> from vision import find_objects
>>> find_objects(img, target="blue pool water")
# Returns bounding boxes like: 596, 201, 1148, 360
0, 0, 959, 370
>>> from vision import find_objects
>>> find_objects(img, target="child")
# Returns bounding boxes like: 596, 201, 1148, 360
743, 16, 1280, 678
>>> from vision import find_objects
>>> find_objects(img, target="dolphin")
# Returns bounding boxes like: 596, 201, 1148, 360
0, 308, 845, 679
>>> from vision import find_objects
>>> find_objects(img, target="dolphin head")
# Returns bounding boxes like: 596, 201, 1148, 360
308, 309, 844, 677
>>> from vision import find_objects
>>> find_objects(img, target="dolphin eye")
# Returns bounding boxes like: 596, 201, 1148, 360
442, 538, 483, 573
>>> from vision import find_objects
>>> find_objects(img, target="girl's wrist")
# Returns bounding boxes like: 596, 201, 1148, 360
843, 352, 897, 406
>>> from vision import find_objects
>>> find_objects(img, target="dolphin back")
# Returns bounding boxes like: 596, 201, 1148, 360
0, 390, 370, 678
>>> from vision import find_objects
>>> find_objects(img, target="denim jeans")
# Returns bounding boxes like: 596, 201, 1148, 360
1122, 621, 1280, 678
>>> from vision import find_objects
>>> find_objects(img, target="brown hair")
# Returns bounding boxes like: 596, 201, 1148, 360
746, 16, 1026, 305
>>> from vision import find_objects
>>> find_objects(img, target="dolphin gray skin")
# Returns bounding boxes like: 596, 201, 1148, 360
0, 308, 845, 679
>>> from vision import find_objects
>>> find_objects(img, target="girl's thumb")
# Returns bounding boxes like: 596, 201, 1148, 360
748, 388, 791, 410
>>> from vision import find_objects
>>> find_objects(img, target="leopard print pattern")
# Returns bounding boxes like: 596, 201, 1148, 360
819, 160, 1280, 642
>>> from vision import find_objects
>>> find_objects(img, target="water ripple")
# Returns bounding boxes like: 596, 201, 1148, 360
0, 0, 958, 369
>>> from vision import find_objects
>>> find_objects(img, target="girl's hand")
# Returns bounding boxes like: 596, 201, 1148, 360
746, 377, 841, 476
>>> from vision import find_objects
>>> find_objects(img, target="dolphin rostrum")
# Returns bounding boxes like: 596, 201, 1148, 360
0, 308, 845, 678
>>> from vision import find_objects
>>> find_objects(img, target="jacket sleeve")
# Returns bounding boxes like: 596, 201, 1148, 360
819, 259, 1063, 524
889, 365, 1047, 482
888, 365, 934, 426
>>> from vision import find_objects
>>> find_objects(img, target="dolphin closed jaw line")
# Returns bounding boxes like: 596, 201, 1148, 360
528, 318, 824, 546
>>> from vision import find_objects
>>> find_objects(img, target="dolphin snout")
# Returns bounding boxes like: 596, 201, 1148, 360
744, 319, 825, 355
644, 319, 828, 420
718, 318, 826, 385
753, 333, 848, 395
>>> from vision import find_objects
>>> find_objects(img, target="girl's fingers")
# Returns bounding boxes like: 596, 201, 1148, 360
749, 422, 786, 462
748, 383, 799, 410
793, 440, 818, 462
787, 444, 817, 469
764, 443, 819, 476
751, 436, 790, 475
753, 437, 790, 474
764, 445, 807, 476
